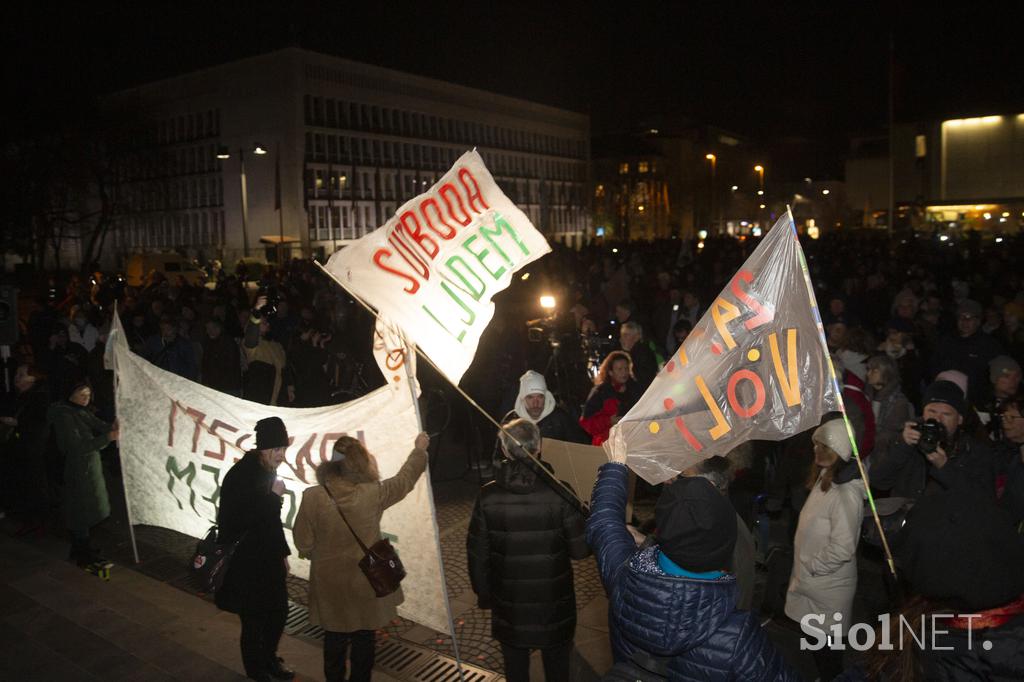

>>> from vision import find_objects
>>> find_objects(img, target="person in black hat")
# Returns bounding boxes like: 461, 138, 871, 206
586, 454, 798, 680
842, 490, 1024, 680
871, 380, 997, 501
215, 416, 295, 681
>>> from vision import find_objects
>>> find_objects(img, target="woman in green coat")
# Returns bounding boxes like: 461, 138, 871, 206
48, 382, 118, 565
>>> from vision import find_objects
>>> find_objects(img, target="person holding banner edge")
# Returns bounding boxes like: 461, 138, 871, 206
293, 431, 430, 682
215, 416, 295, 682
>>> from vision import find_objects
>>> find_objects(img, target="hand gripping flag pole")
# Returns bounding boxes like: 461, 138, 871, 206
788, 207, 897, 577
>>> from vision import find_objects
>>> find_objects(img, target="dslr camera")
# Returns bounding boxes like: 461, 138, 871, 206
914, 418, 946, 455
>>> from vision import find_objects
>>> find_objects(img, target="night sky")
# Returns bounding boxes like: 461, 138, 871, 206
6, 2, 1022, 180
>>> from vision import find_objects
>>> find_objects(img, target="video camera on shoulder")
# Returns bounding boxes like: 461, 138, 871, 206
914, 418, 946, 454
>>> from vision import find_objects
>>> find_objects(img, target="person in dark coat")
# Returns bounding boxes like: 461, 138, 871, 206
47, 381, 117, 565
616, 320, 659, 390
142, 315, 199, 381
215, 416, 295, 682
871, 380, 997, 501
579, 351, 644, 446
587, 459, 799, 681
467, 418, 590, 682
930, 299, 1003, 405
200, 318, 243, 396
836, 490, 1024, 681
0, 364, 52, 533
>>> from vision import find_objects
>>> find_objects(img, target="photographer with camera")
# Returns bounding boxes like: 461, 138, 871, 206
243, 293, 294, 406
870, 380, 997, 501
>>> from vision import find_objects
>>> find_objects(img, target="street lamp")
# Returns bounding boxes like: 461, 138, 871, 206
754, 165, 765, 226
215, 144, 270, 257
705, 154, 717, 233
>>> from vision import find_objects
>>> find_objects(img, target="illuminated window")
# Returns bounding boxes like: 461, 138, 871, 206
595, 184, 605, 198
915, 135, 927, 158
638, 161, 649, 173
618, 163, 629, 174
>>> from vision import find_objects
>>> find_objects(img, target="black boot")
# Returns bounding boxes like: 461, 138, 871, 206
267, 657, 295, 680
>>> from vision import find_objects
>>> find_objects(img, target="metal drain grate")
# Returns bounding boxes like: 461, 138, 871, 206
284, 601, 325, 640
283, 603, 502, 681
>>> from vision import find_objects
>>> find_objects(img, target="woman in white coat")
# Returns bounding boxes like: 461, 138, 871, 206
785, 417, 865, 682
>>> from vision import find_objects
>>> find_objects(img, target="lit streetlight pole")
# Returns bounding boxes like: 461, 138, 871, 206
216, 143, 268, 258
754, 164, 765, 227
705, 153, 717, 234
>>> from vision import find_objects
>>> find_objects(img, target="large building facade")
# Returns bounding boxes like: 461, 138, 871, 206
845, 112, 1024, 232
102, 48, 590, 268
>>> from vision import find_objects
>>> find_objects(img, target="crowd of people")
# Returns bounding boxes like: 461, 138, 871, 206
2, 228, 1024, 680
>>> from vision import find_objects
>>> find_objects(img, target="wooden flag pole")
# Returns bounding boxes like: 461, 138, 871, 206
313, 261, 589, 515
787, 207, 897, 578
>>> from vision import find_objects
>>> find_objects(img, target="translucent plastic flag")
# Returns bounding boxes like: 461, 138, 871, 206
605, 212, 841, 484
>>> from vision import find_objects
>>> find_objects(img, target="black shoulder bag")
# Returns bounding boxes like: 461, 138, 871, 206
323, 486, 406, 598
191, 525, 242, 594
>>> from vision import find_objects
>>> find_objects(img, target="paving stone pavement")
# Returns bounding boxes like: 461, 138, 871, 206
3, 451, 823, 681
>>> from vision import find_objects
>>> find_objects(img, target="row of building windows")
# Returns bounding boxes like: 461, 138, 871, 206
303, 95, 587, 160
114, 210, 224, 249
303, 163, 585, 207
117, 144, 223, 182
305, 198, 585, 243
303, 133, 586, 181
618, 161, 656, 175
113, 176, 224, 213
156, 110, 222, 146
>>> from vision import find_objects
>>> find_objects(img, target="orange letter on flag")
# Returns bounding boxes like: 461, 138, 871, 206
769, 329, 801, 406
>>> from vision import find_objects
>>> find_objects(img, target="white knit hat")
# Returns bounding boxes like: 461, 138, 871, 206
812, 419, 853, 461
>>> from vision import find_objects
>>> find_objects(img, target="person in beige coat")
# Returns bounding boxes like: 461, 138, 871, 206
785, 417, 865, 682
293, 432, 429, 682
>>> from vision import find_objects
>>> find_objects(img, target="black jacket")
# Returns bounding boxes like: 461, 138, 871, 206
870, 431, 997, 501
467, 458, 590, 648
200, 334, 242, 394
215, 451, 291, 614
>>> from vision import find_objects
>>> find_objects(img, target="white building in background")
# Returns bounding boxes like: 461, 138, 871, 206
102, 47, 590, 268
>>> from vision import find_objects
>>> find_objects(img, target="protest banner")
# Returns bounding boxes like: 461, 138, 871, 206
324, 150, 550, 385
110, 315, 451, 634
605, 213, 842, 485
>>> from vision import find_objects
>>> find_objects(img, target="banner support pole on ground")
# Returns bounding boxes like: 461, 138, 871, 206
788, 207, 896, 578
400, 334, 466, 681
112, 309, 141, 565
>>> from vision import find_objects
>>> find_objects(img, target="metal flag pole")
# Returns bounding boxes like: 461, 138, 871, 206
313, 260, 588, 515
787, 207, 897, 577
397, 331, 466, 681
111, 307, 141, 565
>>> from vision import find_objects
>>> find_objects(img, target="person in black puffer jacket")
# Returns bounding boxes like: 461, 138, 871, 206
467, 418, 590, 682
587, 459, 799, 681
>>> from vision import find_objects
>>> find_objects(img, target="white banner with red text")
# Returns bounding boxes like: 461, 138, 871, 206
325, 150, 550, 384
111, 314, 450, 633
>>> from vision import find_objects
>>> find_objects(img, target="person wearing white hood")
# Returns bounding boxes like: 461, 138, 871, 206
509, 371, 589, 444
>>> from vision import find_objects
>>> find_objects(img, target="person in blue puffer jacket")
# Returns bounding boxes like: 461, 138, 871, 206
587, 459, 800, 681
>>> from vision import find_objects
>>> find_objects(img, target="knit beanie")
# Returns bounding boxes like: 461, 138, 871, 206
812, 418, 853, 461
655, 476, 737, 572
990, 355, 1022, 383
255, 416, 289, 450
921, 380, 966, 416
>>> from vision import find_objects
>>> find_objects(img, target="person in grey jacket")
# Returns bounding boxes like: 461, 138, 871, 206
865, 354, 913, 467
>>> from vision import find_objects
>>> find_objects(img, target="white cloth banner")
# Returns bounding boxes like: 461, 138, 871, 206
111, 315, 450, 634
325, 150, 550, 384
